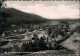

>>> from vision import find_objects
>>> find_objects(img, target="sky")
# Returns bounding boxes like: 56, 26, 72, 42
2, 1, 80, 19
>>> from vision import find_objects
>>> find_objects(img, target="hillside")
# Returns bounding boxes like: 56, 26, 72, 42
1, 7, 79, 25
1, 8, 47, 25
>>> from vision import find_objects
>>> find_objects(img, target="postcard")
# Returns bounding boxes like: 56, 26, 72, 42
0, 0, 80, 56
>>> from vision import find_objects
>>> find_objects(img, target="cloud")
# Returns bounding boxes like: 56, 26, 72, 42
6, 3, 79, 19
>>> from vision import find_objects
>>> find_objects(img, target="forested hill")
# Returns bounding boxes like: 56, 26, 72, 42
1, 8, 47, 25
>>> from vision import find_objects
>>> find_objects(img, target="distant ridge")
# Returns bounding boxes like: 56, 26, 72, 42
48, 18, 80, 22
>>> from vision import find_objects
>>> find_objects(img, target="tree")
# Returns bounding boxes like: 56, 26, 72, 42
39, 36, 47, 50
47, 27, 52, 36
32, 34, 39, 45
1, 7, 12, 33
21, 42, 29, 52
32, 34, 39, 51
12, 45, 20, 52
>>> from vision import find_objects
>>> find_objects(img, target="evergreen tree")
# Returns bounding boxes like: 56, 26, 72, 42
21, 43, 28, 52
39, 36, 47, 50
12, 45, 19, 52
47, 27, 52, 36
32, 34, 39, 51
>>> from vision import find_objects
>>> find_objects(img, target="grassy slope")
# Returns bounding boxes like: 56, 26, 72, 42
61, 32, 80, 50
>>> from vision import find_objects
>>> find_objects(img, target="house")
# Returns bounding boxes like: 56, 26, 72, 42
2, 32, 5, 37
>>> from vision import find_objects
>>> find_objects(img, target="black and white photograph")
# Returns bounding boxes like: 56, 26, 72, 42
0, 0, 80, 56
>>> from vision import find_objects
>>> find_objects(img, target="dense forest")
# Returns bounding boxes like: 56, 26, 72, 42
1, 7, 47, 25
